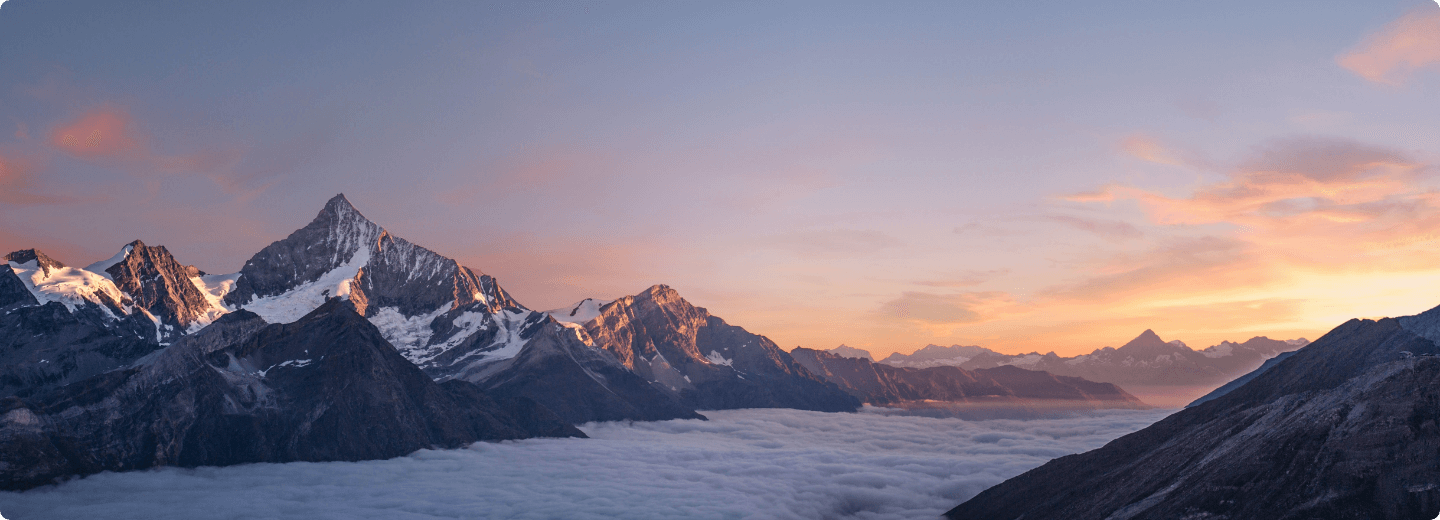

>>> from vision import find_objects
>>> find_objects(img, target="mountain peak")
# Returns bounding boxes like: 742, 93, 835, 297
314, 193, 375, 230
325, 193, 355, 212
3, 249, 65, 276
1116, 329, 1185, 355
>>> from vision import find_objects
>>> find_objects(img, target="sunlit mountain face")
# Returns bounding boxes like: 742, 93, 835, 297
2, 1, 1439, 519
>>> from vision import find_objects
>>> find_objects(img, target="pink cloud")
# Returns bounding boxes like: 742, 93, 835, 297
49, 106, 145, 160
1338, 8, 1440, 85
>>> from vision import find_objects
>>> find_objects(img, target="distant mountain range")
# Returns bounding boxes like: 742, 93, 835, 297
946, 305, 1440, 519
792, 348, 1147, 412
0, 194, 1205, 490
847, 330, 1308, 391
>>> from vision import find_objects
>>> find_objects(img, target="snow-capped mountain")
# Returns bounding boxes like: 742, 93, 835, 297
1, 245, 232, 396
878, 330, 1308, 389
791, 347, 1147, 411
558, 286, 861, 413
222, 194, 536, 379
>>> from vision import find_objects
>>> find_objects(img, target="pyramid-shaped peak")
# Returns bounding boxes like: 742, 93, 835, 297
309, 193, 380, 234
1118, 329, 1183, 353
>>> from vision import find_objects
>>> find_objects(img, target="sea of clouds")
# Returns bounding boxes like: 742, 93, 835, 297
0, 407, 1173, 520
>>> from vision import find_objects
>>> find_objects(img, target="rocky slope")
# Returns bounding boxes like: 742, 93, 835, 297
791, 348, 1146, 409
946, 305, 1440, 519
552, 286, 861, 413
0, 299, 582, 491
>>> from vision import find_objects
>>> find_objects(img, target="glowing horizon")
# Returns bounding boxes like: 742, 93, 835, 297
2, 1, 1438, 359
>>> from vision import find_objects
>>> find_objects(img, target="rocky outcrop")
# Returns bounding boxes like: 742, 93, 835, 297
102, 240, 220, 335
474, 323, 705, 424
946, 307, 1440, 520
571, 286, 860, 413
791, 347, 1146, 409
0, 299, 582, 491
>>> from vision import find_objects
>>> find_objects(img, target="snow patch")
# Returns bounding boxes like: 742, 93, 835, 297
185, 273, 241, 333
238, 250, 369, 324
545, 298, 612, 325
706, 350, 734, 367
83, 245, 133, 281
6, 260, 127, 314
370, 304, 453, 359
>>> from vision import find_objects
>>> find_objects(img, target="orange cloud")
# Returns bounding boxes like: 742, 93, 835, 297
49, 106, 144, 159
1076, 137, 1426, 227
1338, 8, 1440, 85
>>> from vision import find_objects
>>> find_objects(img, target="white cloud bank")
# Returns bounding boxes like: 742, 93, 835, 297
0, 407, 1173, 520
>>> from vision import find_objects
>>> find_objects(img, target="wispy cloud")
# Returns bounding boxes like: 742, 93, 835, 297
1337, 8, 1440, 85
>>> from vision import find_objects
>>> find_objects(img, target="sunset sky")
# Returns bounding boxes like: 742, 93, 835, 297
2, 0, 1438, 358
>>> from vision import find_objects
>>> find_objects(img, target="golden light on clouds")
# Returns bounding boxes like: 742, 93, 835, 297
1338, 8, 1440, 85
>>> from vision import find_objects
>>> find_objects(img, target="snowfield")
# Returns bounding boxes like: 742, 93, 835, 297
0, 407, 1173, 520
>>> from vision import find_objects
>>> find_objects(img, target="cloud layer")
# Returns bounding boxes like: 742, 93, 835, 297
0, 408, 1172, 520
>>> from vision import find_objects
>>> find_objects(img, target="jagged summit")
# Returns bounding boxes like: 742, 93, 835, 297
102, 240, 218, 332
4, 249, 65, 275
220, 194, 527, 374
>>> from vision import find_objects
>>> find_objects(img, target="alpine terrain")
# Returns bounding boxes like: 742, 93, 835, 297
946, 303, 1440, 519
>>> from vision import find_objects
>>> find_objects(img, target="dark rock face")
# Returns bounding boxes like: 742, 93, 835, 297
0, 265, 39, 313
0, 301, 159, 398
578, 285, 860, 413
0, 299, 582, 491
476, 323, 705, 424
791, 347, 1146, 409
103, 240, 217, 336
946, 310, 1440, 520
